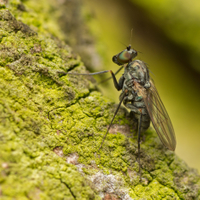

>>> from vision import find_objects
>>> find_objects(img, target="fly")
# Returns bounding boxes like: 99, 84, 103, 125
59, 44, 176, 181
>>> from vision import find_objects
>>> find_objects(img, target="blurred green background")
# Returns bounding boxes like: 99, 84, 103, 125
60, 0, 200, 171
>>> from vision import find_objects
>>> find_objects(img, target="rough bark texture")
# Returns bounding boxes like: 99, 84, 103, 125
0, 0, 200, 199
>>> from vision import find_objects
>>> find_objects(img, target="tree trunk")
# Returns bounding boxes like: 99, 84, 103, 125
0, 0, 200, 199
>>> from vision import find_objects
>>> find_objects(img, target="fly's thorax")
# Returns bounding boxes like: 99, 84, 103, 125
122, 60, 149, 107
124, 60, 150, 87
123, 64, 143, 93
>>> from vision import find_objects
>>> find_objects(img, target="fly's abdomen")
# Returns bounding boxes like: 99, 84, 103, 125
123, 91, 150, 134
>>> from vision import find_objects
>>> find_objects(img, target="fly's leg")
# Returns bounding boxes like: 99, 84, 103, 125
57, 70, 111, 76
138, 111, 142, 181
98, 65, 124, 85
98, 74, 125, 150
124, 102, 145, 180
98, 89, 128, 151
57, 70, 124, 91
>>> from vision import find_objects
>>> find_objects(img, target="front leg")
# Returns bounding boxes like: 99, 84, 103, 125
57, 69, 124, 91
110, 72, 124, 91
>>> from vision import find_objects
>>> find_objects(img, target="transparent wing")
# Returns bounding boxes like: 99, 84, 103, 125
137, 80, 176, 151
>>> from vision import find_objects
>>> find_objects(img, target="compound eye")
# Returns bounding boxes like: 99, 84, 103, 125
118, 50, 132, 63
112, 50, 132, 65
112, 51, 131, 65
112, 54, 125, 65
112, 47, 138, 65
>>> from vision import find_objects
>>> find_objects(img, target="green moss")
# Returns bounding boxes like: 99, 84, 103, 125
0, 0, 99, 199
133, 180, 179, 199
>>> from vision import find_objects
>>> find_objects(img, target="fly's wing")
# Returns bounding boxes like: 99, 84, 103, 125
143, 80, 176, 151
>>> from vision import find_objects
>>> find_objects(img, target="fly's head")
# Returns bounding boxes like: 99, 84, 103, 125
112, 45, 137, 66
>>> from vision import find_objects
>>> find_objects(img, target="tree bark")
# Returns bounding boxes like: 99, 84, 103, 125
0, 0, 200, 200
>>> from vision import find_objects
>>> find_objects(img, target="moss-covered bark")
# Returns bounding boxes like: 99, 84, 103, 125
0, 0, 200, 199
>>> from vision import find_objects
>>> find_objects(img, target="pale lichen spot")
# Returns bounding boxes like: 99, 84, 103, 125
90, 172, 132, 200
66, 153, 79, 165
53, 146, 64, 157
87, 96, 95, 101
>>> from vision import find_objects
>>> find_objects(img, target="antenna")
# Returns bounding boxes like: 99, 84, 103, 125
130, 28, 133, 46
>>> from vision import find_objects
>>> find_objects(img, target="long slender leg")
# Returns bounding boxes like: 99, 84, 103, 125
57, 70, 123, 91
138, 112, 142, 181
98, 66, 124, 85
57, 70, 110, 76
98, 90, 128, 151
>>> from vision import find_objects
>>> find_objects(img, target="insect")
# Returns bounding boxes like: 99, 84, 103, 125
61, 44, 176, 180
